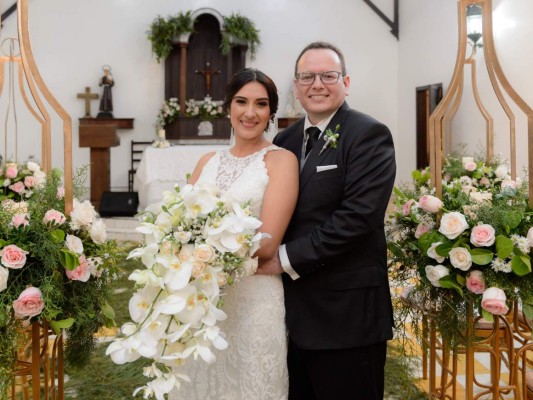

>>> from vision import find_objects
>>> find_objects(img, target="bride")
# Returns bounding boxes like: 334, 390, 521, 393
170, 68, 299, 399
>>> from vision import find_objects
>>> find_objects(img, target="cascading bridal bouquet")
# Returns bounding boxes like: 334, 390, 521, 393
106, 182, 265, 399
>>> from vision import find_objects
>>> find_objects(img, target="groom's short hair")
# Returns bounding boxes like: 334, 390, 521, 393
294, 42, 347, 76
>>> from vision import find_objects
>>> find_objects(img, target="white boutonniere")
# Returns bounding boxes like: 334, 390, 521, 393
319, 124, 340, 155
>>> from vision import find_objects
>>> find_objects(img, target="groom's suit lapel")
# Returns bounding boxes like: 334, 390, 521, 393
299, 104, 348, 192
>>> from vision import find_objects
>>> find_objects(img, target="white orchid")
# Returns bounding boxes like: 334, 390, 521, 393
108, 184, 264, 397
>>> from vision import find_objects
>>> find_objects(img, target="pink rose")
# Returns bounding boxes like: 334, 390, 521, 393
24, 176, 35, 188
11, 213, 29, 228
9, 181, 25, 194
479, 177, 490, 186
13, 287, 45, 318
464, 161, 477, 172
481, 287, 509, 315
415, 223, 430, 239
501, 179, 517, 190
402, 199, 416, 216
43, 209, 66, 225
1, 244, 29, 269
418, 195, 443, 213
466, 270, 486, 294
5, 164, 18, 179
470, 224, 496, 247
56, 187, 65, 199
65, 255, 91, 282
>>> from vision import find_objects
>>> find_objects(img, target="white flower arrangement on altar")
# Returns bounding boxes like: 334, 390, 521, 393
156, 97, 180, 128
184, 97, 225, 121
106, 182, 265, 398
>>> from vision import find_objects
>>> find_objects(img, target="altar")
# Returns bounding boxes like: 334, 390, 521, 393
133, 144, 226, 210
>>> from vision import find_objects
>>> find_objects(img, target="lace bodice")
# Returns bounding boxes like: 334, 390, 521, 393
197, 145, 279, 216
170, 144, 288, 400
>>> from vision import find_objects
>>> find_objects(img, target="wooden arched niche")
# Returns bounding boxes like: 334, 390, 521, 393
164, 9, 248, 142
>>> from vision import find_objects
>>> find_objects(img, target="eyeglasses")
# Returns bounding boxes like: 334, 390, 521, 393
295, 71, 343, 86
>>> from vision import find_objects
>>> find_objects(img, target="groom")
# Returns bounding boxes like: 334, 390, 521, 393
258, 42, 396, 399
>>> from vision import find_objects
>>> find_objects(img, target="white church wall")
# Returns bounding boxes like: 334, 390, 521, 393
398, 0, 533, 184
0, 0, 399, 193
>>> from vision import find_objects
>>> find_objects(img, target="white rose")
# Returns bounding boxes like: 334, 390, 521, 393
194, 244, 214, 263
427, 242, 445, 263
70, 199, 97, 230
89, 219, 107, 244
178, 244, 194, 262
0, 266, 8, 292
438, 212, 468, 240
495, 165, 508, 179
469, 191, 492, 203
27, 161, 40, 172
174, 231, 192, 244
65, 234, 84, 254
242, 257, 258, 277
449, 247, 472, 271
425, 265, 450, 287
33, 170, 46, 188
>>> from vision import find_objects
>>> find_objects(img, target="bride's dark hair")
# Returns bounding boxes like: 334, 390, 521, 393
223, 68, 279, 129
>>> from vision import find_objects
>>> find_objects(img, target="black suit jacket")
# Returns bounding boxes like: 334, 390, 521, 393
273, 102, 396, 350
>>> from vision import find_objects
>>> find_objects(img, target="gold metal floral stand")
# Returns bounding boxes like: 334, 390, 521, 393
426, 0, 533, 399
11, 322, 64, 400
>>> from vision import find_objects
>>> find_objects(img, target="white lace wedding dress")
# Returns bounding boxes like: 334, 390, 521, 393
170, 145, 288, 400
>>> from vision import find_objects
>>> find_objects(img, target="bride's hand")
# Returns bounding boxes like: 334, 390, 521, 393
256, 253, 283, 275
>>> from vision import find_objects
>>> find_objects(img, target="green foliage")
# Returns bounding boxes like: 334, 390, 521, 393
221, 13, 261, 59
147, 11, 194, 62
0, 169, 126, 396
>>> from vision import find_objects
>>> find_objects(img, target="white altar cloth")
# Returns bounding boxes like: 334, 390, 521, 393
133, 144, 226, 210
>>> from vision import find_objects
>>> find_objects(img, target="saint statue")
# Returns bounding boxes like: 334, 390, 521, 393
97, 65, 114, 118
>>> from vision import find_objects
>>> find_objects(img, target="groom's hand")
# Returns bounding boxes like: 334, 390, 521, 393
256, 253, 284, 275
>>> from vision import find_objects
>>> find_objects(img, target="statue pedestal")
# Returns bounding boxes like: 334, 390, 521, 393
79, 118, 134, 209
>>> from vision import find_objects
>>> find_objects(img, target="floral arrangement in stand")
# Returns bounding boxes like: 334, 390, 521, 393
387, 153, 533, 346
106, 183, 264, 399
0, 166, 122, 396
0, 160, 46, 201
184, 97, 225, 121
156, 97, 180, 129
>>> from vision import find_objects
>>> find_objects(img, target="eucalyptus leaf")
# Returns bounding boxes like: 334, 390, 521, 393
59, 249, 81, 270
481, 309, 494, 323
469, 248, 493, 265
523, 303, 533, 321
387, 242, 404, 259
418, 231, 445, 254
438, 275, 464, 296
435, 242, 453, 257
50, 229, 66, 244
511, 254, 531, 276
495, 235, 514, 259
50, 318, 75, 335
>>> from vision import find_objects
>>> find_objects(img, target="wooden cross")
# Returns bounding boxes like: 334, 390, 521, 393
77, 86, 99, 118
195, 62, 221, 97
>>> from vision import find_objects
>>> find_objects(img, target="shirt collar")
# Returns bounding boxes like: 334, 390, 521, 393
303, 110, 338, 136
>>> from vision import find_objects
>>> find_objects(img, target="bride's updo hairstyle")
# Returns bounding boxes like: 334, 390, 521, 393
223, 68, 279, 131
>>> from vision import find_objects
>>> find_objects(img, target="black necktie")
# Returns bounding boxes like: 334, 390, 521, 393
305, 127, 321, 157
